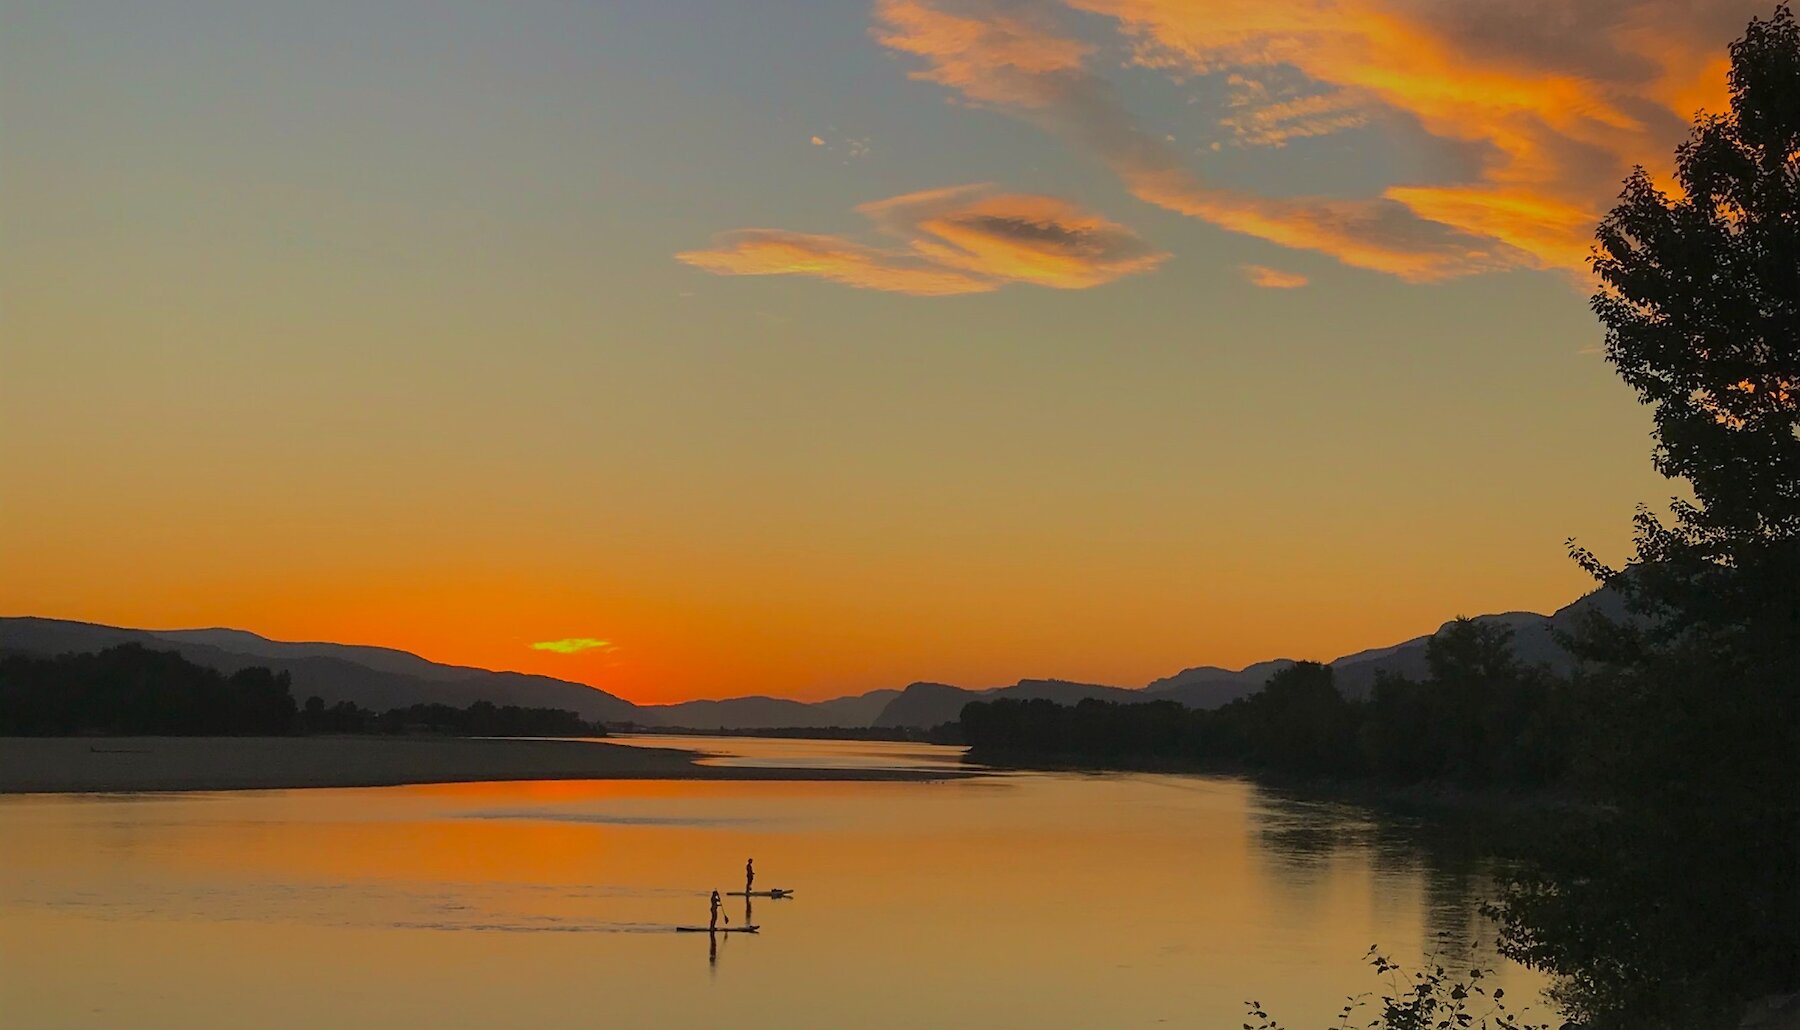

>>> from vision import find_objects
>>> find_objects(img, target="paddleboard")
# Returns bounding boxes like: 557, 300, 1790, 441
676, 925, 759, 933
726, 890, 792, 898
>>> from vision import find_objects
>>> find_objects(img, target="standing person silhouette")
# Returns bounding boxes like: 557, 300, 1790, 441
745, 857, 755, 895
709, 889, 723, 932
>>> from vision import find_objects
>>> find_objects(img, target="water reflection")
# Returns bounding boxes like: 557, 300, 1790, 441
0, 739, 1552, 1029
1250, 786, 1513, 969
603, 734, 980, 772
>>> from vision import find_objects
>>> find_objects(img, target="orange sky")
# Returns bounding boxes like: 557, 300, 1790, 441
2, 0, 1756, 702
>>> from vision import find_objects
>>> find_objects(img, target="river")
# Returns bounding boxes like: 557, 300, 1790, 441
0, 735, 1551, 1027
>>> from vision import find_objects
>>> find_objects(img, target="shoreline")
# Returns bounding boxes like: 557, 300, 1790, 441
0, 735, 977, 794
965, 748, 1604, 821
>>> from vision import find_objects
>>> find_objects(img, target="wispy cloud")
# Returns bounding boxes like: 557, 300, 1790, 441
871, 0, 1515, 282
870, 0, 1759, 282
679, 230, 994, 295
1241, 264, 1308, 289
1219, 76, 1368, 147
678, 183, 1166, 295
530, 638, 614, 655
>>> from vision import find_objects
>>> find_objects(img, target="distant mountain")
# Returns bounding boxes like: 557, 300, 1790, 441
636, 688, 901, 730
1145, 659, 1298, 709
871, 682, 978, 729
150, 628, 484, 683
1142, 585, 1628, 711
0, 618, 638, 722
868, 585, 1628, 726
0, 585, 1628, 731
816, 688, 904, 725
870, 678, 1147, 729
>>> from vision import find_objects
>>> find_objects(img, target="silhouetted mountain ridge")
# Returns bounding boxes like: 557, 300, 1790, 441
1, 585, 1623, 730
635, 689, 902, 730
151, 627, 485, 682
0, 618, 638, 722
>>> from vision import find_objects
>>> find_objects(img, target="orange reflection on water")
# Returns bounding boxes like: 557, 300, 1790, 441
0, 752, 1551, 1028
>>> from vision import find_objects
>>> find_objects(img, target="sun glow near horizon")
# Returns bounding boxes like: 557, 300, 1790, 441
1, 0, 1740, 704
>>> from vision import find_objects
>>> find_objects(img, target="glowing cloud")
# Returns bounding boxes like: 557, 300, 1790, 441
1220, 75, 1368, 147
1241, 264, 1309, 289
678, 183, 1166, 295
869, 0, 1764, 282
871, 0, 1517, 282
678, 230, 995, 295
530, 638, 614, 655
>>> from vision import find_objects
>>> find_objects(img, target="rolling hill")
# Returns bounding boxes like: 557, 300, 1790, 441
1, 584, 1624, 730
0, 618, 639, 722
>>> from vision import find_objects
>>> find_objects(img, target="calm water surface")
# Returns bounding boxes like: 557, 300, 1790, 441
0, 737, 1551, 1028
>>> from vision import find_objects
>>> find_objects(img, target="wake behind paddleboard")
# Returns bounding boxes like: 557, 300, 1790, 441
676, 925, 759, 933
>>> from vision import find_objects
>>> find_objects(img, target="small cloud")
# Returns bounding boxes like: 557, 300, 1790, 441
678, 230, 994, 296
1241, 264, 1309, 289
679, 183, 1166, 296
810, 131, 873, 159
1220, 82, 1369, 148
530, 638, 614, 655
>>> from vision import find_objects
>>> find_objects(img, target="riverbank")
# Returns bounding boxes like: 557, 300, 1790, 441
965, 748, 1602, 822
0, 735, 975, 793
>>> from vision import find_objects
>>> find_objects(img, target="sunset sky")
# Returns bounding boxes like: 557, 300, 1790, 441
2, 1, 1764, 703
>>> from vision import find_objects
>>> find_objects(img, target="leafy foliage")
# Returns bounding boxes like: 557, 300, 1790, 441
1589, 7, 1799, 546
1486, 8, 1800, 1026
1245, 950, 1549, 1030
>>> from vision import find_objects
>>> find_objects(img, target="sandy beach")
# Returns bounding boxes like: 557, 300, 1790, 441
0, 736, 968, 793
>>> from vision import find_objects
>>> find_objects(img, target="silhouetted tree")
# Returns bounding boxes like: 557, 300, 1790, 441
1228, 662, 1356, 776
1494, 9, 1800, 1025
0, 645, 295, 735
962, 636, 1570, 786
0, 646, 604, 739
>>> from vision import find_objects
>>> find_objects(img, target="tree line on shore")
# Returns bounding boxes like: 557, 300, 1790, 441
609, 722, 964, 743
962, 617, 1568, 788
0, 644, 605, 738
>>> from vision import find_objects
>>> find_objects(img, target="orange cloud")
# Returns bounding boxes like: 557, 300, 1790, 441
1240, 264, 1308, 289
872, 0, 1091, 108
1220, 76, 1368, 147
872, 0, 1764, 281
678, 183, 1166, 295
677, 230, 995, 296
1126, 168, 1520, 281
861, 185, 1169, 288
872, 0, 1518, 282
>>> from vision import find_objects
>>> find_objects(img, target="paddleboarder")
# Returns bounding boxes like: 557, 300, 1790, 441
709, 889, 723, 932
745, 857, 755, 895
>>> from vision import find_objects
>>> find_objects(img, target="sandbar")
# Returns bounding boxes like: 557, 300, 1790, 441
0, 735, 971, 793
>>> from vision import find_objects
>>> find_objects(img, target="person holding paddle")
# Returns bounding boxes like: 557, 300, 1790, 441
709, 889, 724, 932
744, 857, 754, 895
